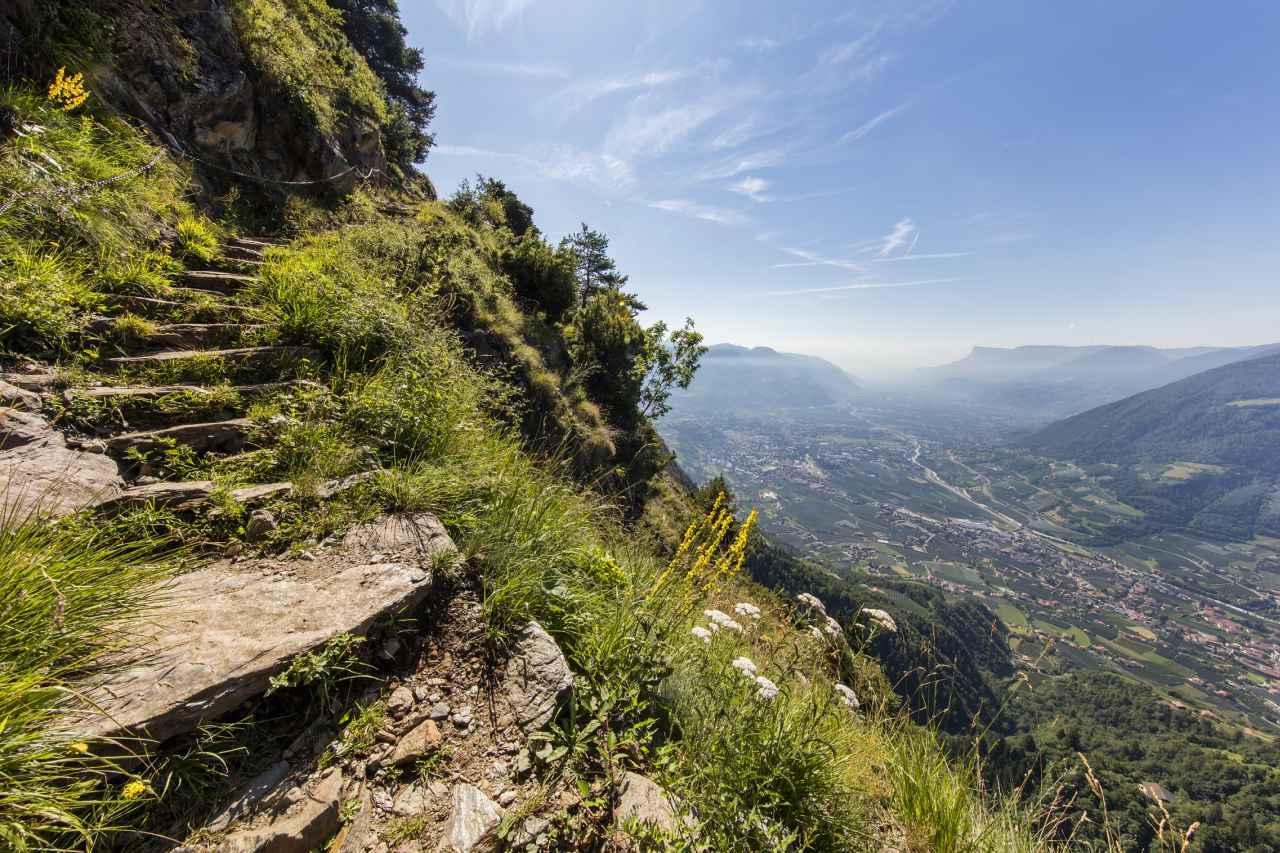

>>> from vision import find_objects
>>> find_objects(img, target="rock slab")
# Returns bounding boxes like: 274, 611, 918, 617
0, 409, 123, 519
499, 621, 573, 733
74, 515, 453, 742
181, 767, 343, 853
439, 783, 503, 852
615, 772, 682, 835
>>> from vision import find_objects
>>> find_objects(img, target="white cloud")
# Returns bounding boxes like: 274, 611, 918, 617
695, 147, 787, 181
772, 247, 865, 273
820, 23, 884, 65
431, 57, 568, 78
840, 103, 910, 144
739, 36, 781, 52
605, 101, 726, 159
650, 198, 749, 226
433, 143, 634, 192
768, 277, 962, 296
876, 218, 916, 257
553, 68, 695, 112
874, 251, 973, 262
729, 176, 771, 202
434, 0, 537, 39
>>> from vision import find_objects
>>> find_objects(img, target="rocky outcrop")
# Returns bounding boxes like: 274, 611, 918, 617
0, 409, 124, 519
497, 621, 574, 733
439, 783, 504, 852
5, 1, 390, 193
72, 514, 454, 743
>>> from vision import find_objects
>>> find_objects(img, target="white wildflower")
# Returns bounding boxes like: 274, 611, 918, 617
691, 626, 712, 644
704, 609, 743, 633
730, 656, 758, 678
733, 602, 762, 620
754, 675, 780, 701
834, 683, 860, 709
796, 592, 826, 615
823, 615, 843, 638
861, 608, 898, 634
809, 626, 824, 641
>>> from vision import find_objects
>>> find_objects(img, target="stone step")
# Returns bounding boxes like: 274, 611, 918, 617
103, 417, 253, 456
179, 270, 259, 295
98, 471, 374, 513
86, 318, 259, 351
65, 380, 319, 403
221, 243, 266, 261
102, 345, 316, 371
100, 293, 249, 320
71, 513, 454, 743
228, 236, 287, 250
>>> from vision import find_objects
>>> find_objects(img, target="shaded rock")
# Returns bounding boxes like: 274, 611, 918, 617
244, 508, 277, 543
0, 379, 40, 411
72, 521, 449, 742
343, 513, 453, 555
0, 411, 123, 519
206, 760, 291, 833
439, 783, 503, 852
615, 772, 681, 835
204, 767, 342, 853
428, 702, 451, 720
498, 622, 573, 733
389, 718, 441, 767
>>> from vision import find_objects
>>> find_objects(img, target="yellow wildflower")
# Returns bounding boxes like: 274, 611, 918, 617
48, 67, 90, 111
121, 779, 150, 800
69, 741, 89, 754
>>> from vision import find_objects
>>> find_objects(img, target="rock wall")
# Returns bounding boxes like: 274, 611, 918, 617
3, 0, 388, 194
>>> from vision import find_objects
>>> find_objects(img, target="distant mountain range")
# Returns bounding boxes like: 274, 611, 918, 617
670, 344, 859, 413
915, 343, 1280, 421
1021, 349, 1280, 539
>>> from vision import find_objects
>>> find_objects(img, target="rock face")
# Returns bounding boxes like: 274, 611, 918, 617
73, 514, 454, 743
439, 783, 503, 852
181, 767, 343, 853
498, 621, 573, 733
615, 772, 682, 835
0, 409, 123, 519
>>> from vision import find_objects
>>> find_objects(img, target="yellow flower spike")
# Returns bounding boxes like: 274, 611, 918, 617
48, 66, 90, 111
69, 741, 89, 754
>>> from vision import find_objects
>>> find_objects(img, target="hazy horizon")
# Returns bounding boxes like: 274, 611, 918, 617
401, 1, 1280, 373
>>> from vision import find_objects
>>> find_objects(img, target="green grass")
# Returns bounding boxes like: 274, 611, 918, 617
0, 506, 170, 849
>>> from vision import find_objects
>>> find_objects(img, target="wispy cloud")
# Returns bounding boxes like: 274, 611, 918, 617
695, 147, 788, 181
434, 0, 537, 39
874, 251, 973, 262
650, 198, 749, 226
431, 56, 568, 78
605, 101, 728, 160
553, 68, 695, 112
728, 176, 771, 202
840, 103, 910, 144
433, 143, 634, 192
820, 22, 884, 66
772, 247, 865, 273
768, 277, 963, 296
875, 218, 916, 257
739, 35, 781, 52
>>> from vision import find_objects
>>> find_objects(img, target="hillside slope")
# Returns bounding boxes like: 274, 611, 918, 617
0, 6, 1062, 851
1022, 350, 1280, 472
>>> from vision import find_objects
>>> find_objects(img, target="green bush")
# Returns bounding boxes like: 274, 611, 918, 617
500, 232, 577, 321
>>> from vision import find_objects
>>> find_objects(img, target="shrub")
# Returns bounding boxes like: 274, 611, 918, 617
500, 232, 576, 320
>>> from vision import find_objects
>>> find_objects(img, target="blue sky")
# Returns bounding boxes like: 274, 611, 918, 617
401, 0, 1280, 375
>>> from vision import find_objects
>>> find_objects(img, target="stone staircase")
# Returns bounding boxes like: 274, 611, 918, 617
0, 236, 460, 775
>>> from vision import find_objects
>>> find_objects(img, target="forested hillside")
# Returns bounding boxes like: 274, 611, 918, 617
0, 3, 1072, 851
